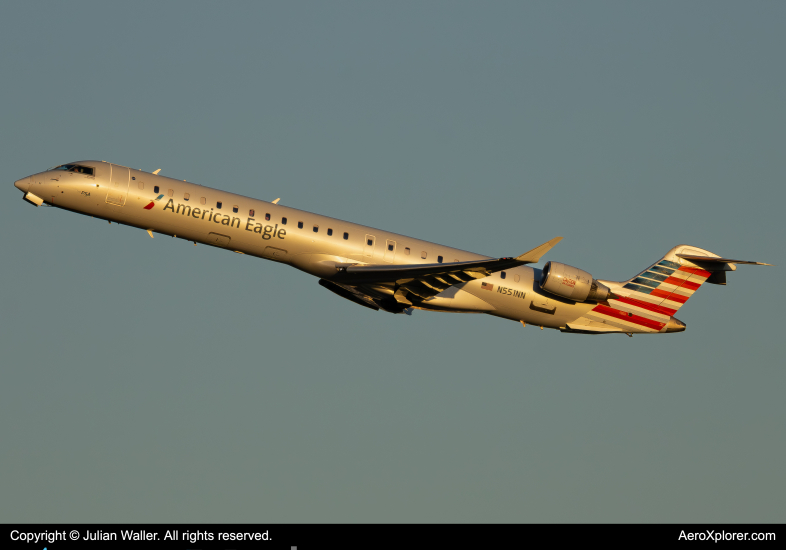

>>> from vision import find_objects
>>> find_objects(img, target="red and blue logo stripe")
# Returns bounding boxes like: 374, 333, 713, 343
143, 194, 165, 210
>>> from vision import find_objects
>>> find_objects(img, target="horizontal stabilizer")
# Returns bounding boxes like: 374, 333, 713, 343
676, 254, 772, 266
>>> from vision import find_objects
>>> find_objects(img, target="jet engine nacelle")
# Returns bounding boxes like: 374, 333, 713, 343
540, 261, 613, 302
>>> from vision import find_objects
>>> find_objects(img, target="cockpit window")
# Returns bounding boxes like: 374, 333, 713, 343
52, 164, 94, 176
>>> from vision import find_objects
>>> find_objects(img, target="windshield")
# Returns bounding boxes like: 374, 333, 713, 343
51, 164, 94, 175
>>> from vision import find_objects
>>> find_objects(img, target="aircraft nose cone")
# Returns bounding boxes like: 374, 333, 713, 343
14, 177, 29, 193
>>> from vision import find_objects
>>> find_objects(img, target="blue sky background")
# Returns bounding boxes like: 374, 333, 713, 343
1, 1, 784, 522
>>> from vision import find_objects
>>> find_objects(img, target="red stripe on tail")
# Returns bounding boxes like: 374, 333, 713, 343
592, 304, 666, 331
663, 277, 701, 291
612, 296, 677, 317
650, 288, 689, 304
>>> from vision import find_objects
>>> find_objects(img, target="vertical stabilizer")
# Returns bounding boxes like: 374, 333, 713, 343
615, 245, 723, 316
568, 246, 721, 334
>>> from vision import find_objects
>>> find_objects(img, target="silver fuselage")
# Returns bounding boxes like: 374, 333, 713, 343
12, 160, 622, 330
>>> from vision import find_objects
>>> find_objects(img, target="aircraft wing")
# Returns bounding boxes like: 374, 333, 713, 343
332, 237, 562, 301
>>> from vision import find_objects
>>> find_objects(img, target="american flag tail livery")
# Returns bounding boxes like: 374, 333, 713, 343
564, 245, 772, 335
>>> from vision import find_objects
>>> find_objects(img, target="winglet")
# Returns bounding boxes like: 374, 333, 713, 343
272, 198, 281, 204
152, 169, 161, 175
515, 237, 563, 264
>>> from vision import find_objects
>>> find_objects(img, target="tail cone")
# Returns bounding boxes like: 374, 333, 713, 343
665, 317, 686, 333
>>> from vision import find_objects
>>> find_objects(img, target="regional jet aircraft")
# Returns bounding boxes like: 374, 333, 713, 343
13, 161, 771, 335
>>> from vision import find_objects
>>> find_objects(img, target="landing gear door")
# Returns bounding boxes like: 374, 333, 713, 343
106, 164, 130, 206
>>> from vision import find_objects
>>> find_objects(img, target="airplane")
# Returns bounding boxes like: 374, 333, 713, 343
13, 161, 771, 336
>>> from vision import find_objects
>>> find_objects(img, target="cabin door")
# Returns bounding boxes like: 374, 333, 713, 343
106, 165, 130, 206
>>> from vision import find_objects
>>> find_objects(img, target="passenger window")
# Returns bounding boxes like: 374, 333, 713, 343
200, 197, 206, 205
501, 271, 507, 279
327, 228, 333, 236
514, 274, 520, 283
298, 221, 303, 229
138, 181, 144, 190
421, 251, 427, 259
282, 217, 287, 225
249, 209, 255, 216
313, 225, 319, 233
184, 193, 190, 201
389, 244, 394, 251
367, 238, 374, 246
233, 205, 238, 213
217, 201, 222, 209
405, 247, 410, 255
167, 189, 173, 197
265, 213, 270, 221
437, 255, 443, 263
154, 186, 160, 194
343, 232, 349, 240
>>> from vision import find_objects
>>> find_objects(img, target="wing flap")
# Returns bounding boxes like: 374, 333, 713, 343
318, 279, 379, 311
318, 279, 413, 314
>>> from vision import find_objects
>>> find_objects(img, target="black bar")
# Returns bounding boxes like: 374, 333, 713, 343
2, 524, 782, 549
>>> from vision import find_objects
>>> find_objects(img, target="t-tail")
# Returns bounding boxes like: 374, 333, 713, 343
565, 245, 771, 335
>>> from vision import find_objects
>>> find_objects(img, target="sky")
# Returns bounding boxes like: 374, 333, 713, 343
1, 1, 784, 522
